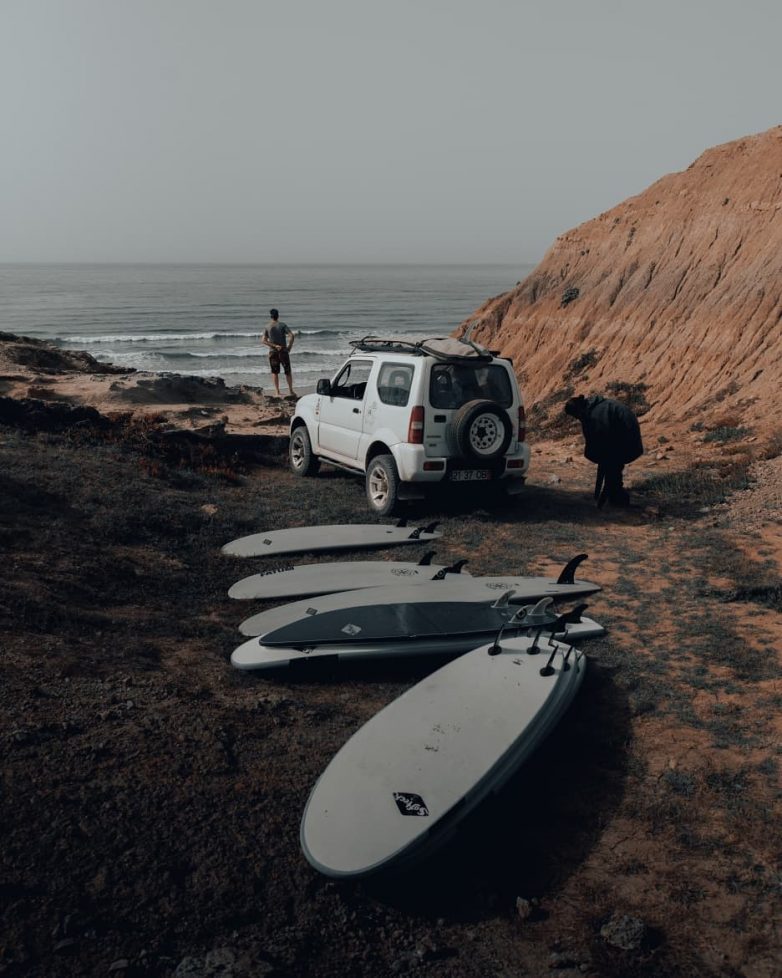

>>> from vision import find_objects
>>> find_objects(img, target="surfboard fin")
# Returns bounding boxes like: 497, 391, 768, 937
539, 644, 560, 676
546, 604, 589, 669
488, 620, 510, 655
491, 589, 516, 608
556, 553, 588, 585
431, 558, 468, 580
562, 644, 576, 671
417, 550, 436, 566
510, 596, 556, 626
554, 602, 588, 629
408, 521, 439, 539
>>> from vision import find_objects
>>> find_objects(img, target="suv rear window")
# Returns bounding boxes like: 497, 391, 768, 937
429, 363, 513, 410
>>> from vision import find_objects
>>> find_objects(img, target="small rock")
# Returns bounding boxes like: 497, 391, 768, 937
108, 960, 130, 973
600, 912, 646, 951
549, 950, 579, 969
53, 938, 79, 954
515, 896, 532, 920
655, 452, 666, 460
547, 475, 561, 485
174, 947, 237, 976
204, 948, 236, 970
201, 504, 218, 516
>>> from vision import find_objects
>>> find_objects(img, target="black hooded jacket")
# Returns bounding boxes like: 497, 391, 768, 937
578, 395, 643, 466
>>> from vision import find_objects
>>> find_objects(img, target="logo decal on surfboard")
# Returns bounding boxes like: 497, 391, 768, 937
341, 623, 362, 636
306, 607, 319, 616
258, 562, 295, 577
393, 792, 430, 816
262, 538, 273, 545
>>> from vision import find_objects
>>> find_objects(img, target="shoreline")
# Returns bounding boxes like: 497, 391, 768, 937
0, 331, 313, 438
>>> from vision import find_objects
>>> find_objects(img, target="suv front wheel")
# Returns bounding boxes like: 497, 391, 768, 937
289, 426, 320, 477
366, 454, 400, 516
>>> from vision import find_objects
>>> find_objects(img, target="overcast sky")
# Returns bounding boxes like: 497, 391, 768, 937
1, 0, 780, 264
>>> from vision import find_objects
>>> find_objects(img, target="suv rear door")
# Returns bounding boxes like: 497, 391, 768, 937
424, 360, 517, 457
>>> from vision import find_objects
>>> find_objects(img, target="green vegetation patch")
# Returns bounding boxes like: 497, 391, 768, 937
605, 379, 651, 417
703, 426, 751, 444
635, 461, 751, 517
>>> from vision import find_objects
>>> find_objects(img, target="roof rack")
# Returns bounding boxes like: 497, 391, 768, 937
349, 336, 427, 356
348, 336, 493, 362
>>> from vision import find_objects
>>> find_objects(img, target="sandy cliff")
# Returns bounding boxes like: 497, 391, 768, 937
465, 126, 782, 440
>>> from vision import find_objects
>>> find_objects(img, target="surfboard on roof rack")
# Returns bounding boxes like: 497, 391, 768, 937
348, 335, 496, 361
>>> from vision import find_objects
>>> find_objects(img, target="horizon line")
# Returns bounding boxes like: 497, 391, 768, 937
0, 260, 536, 269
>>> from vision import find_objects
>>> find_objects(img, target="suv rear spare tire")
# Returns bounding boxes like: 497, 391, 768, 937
366, 454, 401, 516
452, 399, 512, 461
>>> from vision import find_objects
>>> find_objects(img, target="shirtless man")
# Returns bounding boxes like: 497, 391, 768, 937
262, 308, 297, 398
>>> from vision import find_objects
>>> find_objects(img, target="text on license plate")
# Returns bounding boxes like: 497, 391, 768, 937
450, 470, 491, 482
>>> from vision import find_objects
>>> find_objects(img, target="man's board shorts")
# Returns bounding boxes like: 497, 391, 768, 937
269, 347, 291, 374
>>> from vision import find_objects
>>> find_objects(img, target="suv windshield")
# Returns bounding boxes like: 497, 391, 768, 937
429, 363, 513, 410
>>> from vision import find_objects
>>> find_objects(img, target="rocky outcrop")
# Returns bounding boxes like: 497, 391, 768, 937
0, 331, 127, 375
464, 126, 782, 437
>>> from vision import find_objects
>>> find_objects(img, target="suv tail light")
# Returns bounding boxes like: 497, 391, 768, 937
518, 404, 527, 443
407, 406, 425, 444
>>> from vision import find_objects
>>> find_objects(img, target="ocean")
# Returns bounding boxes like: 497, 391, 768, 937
0, 264, 529, 390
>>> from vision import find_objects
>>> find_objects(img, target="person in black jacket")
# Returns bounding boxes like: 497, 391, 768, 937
564, 394, 644, 507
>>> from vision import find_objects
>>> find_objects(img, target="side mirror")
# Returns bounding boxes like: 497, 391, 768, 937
316, 378, 331, 396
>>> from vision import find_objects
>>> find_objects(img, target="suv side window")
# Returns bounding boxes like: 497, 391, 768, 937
429, 363, 513, 410
376, 362, 414, 407
331, 359, 373, 400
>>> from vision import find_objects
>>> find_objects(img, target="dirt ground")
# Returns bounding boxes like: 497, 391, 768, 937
1, 397, 780, 978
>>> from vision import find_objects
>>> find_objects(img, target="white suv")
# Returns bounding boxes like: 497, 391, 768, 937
288, 336, 530, 515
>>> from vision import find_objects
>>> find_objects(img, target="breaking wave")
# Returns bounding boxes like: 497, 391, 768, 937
57, 328, 350, 345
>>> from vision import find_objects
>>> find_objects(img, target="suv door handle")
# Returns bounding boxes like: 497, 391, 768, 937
352, 407, 361, 414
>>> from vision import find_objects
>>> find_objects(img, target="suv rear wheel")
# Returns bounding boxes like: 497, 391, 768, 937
366, 454, 400, 516
452, 399, 512, 461
289, 426, 320, 477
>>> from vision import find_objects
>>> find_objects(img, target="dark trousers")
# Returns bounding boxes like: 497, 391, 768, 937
595, 463, 630, 507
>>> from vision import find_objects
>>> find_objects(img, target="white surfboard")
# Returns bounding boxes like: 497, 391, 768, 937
231, 615, 603, 671
228, 554, 470, 600
300, 634, 586, 878
237, 574, 600, 640
222, 521, 441, 558
228, 552, 598, 603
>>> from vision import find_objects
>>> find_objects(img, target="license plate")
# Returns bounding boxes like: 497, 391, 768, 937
450, 470, 491, 482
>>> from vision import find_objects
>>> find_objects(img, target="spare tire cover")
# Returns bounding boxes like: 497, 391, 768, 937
452, 399, 512, 461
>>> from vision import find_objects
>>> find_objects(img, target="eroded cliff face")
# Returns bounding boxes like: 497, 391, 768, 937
465, 126, 782, 437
